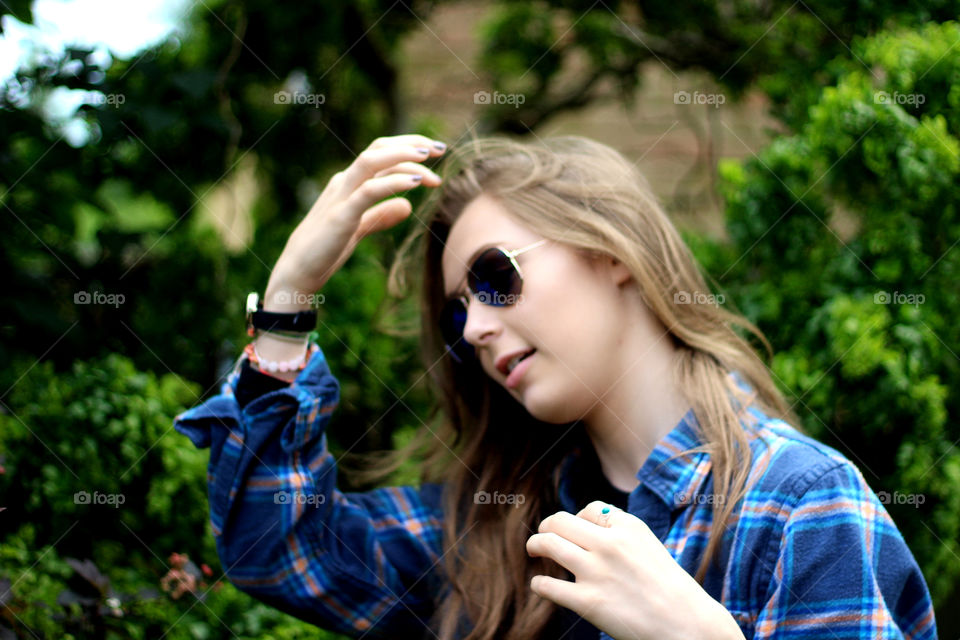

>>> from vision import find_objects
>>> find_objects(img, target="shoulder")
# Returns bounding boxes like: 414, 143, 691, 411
729, 409, 936, 639
741, 406, 866, 503
723, 373, 862, 501
732, 405, 900, 556
734, 407, 918, 583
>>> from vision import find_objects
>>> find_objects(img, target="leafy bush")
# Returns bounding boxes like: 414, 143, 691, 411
0, 353, 210, 563
703, 21, 960, 613
0, 355, 351, 638
0, 524, 344, 639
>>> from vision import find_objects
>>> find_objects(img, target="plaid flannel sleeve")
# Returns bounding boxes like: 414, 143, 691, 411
173, 344, 446, 639
753, 461, 937, 639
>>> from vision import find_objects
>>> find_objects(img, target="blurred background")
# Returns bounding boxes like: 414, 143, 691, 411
1, 0, 958, 637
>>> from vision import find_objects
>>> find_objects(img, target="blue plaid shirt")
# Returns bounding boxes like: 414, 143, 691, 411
174, 344, 937, 639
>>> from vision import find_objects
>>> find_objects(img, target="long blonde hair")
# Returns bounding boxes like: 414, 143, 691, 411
358, 134, 799, 639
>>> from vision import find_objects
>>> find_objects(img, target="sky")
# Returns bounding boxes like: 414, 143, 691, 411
0, 0, 192, 145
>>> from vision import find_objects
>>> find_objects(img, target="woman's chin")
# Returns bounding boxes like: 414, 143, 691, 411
518, 387, 582, 425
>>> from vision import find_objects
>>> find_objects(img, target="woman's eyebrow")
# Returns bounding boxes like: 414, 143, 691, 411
443, 242, 500, 298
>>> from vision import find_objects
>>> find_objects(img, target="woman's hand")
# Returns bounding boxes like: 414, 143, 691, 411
526, 501, 745, 640
265, 134, 445, 310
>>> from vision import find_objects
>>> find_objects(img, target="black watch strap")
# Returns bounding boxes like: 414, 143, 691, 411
246, 292, 317, 336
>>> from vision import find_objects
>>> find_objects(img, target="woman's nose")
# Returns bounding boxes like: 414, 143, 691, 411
461, 298, 502, 348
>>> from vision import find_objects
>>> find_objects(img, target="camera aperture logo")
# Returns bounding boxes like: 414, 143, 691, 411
74, 490, 125, 508
475, 291, 523, 306
673, 90, 725, 108
473, 490, 526, 508
474, 91, 525, 108
270, 290, 326, 307
274, 91, 326, 107
91, 92, 125, 108
874, 91, 925, 107
874, 290, 924, 307
674, 491, 724, 506
74, 290, 125, 308
876, 491, 925, 508
674, 290, 725, 306
274, 490, 326, 506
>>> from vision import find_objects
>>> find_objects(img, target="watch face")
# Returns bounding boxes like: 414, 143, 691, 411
246, 292, 260, 314
245, 292, 260, 336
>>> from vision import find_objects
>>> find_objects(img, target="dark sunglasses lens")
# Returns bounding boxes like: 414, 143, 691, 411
468, 249, 521, 307
439, 248, 524, 363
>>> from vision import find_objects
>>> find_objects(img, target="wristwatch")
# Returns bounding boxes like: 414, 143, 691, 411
245, 292, 317, 337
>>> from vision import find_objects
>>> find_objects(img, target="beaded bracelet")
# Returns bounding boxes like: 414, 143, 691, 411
243, 340, 318, 375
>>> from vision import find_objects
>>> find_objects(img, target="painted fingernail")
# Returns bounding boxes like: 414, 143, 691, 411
411, 174, 423, 182
601, 506, 611, 514
433, 141, 447, 151
416, 147, 430, 154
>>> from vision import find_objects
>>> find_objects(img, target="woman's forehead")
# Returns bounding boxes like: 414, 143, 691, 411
440, 196, 538, 293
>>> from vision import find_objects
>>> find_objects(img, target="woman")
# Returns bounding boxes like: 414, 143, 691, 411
175, 134, 937, 639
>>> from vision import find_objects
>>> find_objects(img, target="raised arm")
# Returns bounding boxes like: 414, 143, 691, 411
256, 134, 445, 383
174, 134, 450, 638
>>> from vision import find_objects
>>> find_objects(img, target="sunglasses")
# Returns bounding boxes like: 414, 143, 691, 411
440, 239, 548, 363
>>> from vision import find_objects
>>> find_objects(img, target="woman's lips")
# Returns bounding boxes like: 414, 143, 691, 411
505, 352, 535, 389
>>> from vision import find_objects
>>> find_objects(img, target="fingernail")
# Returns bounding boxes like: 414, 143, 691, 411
416, 147, 430, 154
411, 174, 423, 182
433, 141, 447, 151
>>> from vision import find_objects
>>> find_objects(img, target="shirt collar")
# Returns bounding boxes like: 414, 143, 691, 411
627, 370, 761, 509
634, 407, 713, 510
556, 407, 713, 512
557, 372, 760, 512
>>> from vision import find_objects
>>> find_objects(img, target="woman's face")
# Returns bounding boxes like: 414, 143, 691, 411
440, 193, 640, 424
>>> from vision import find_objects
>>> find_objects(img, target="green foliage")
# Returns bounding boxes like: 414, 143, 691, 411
705, 21, 960, 609
0, 353, 210, 564
0, 2, 440, 634
1, 525, 346, 639
0, 0, 435, 392
0, 356, 351, 639
475, 0, 960, 132
0, 0, 445, 486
